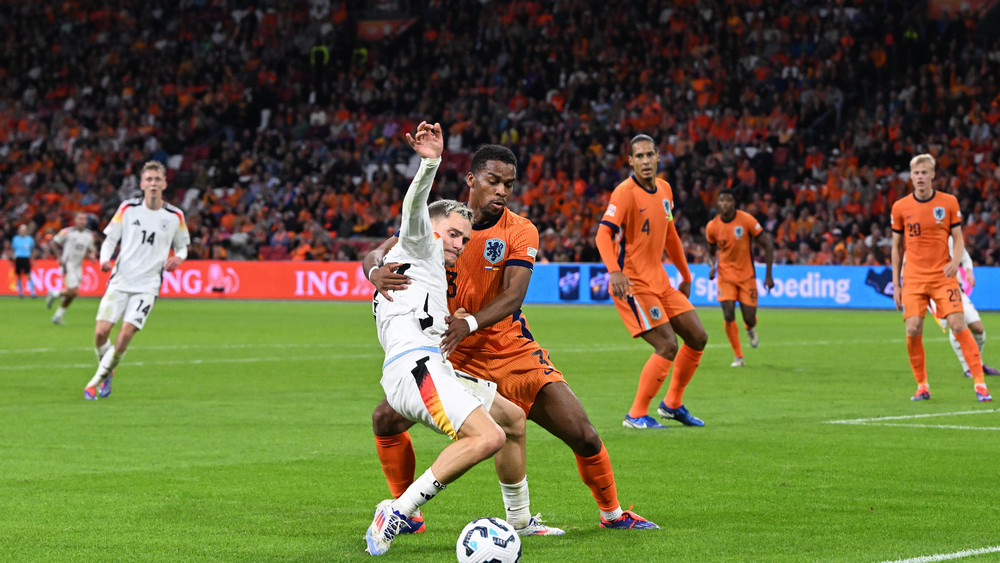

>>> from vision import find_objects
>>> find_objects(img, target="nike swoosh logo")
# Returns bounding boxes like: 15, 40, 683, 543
599, 484, 614, 491
639, 208, 647, 212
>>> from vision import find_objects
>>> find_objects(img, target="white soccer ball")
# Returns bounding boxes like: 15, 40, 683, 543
455, 516, 522, 563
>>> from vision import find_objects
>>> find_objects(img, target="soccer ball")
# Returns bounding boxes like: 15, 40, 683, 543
456, 517, 521, 563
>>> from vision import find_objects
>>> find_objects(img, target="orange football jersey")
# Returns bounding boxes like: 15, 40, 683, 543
705, 210, 763, 282
598, 176, 676, 292
890, 190, 962, 284
447, 207, 539, 354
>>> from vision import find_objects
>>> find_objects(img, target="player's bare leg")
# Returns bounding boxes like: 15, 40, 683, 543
720, 301, 743, 365
739, 303, 759, 348
655, 310, 707, 426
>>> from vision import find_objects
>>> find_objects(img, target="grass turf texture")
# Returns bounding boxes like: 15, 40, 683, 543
1, 297, 998, 562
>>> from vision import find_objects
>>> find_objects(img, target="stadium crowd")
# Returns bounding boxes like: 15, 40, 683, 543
3, 0, 1000, 267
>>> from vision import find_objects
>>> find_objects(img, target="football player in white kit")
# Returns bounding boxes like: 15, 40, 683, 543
83, 161, 190, 400
365, 122, 530, 556
47, 212, 96, 325
929, 239, 1000, 378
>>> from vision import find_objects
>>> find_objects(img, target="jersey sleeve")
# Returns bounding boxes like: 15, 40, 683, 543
53, 229, 68, 246
101, 202, 129, 262
889, 201, 903, 234
749, 215, 763, 237
506, 218, 540, 270
947, 197, 962, 228
705, 219, 717, 244
599, 186, 630, 234
172, 210, 191, 259
398, 157, 441, 258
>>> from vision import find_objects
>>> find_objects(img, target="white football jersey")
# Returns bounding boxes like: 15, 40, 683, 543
53, 227, 95, 267
102, 198, 190, 294
373, 157, 448, 360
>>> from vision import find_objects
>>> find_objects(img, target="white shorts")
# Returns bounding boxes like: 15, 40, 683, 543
381, 348, 497, 440
62, 264, 83, 290
96, 289, 158, 330
933, 291, 981, 329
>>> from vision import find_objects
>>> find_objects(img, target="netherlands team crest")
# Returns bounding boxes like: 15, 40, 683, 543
734, 225, 745, 239
650, 306, 662, 320
662, 199, 672, 219
484, 238, 506, 264
932, 206, 945, 222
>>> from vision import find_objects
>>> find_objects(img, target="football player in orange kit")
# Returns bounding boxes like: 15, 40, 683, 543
594, 134, 709, 430
365, 144, 659, 532
706, 189, 774, 367
890, 153, 991, 402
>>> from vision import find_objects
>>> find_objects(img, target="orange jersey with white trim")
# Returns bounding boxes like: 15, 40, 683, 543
706, 210, 763, 282
598, 176, 675, 292
890, 190, 962, 284
447, 207, 539, 354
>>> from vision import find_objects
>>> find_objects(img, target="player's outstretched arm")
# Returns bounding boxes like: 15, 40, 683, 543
363, 237, 409, 301
441, 265, 532, 354
706, 241, 718, 280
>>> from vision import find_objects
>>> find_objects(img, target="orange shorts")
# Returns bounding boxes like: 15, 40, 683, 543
448, 340, 566, 416
717, 277, 758, 306
900, 277, 964, 319
612, 285, 695, 338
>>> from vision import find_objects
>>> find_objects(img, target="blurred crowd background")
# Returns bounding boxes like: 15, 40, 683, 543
3, 0, 1000, 267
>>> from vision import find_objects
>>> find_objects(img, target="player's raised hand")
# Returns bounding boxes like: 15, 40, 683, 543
608, 271, 633, 298
371, 262, 411, 301
405, 121, 443, 160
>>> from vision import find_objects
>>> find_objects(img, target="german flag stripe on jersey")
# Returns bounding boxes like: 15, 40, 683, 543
411, 356, 457, 439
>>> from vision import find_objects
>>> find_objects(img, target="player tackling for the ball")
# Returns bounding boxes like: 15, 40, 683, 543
364, 122, 536, 556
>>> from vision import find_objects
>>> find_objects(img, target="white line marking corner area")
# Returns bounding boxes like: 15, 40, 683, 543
878, 544, 1000, 563
826, 408, 1000, 431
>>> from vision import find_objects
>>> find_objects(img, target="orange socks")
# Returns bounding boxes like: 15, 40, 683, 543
374, 431, 416, 498
574, 442, 619, 512
725, 320, 743, 358
628, 353, 673, 418
664, 344, 703, 408
954, 329, 985, 384
906, 335, 928, 386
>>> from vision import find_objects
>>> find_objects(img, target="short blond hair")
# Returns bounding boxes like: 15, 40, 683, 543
141, 160, 166, 176
909, 153, 936, 170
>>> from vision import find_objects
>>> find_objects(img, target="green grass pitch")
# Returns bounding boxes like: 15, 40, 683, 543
1, 297, 998, 562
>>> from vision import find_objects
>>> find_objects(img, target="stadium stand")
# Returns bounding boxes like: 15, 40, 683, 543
2, 0, 999, 267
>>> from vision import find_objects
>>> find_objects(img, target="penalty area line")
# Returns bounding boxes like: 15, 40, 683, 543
826, 408, 1000, 424
878, 544, 1000, 563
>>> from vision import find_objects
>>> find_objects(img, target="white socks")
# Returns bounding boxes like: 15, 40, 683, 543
393, 467, 445, 517
500, 476, 531, 529
601, 507, 624, 521
86, 347, 124, 388
96, 341, 112, 361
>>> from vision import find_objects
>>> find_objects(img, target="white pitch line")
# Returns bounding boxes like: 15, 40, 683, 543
878, 544, 1000, 562
826, 409, 1000, 424
863, 423, 1000, 431
0, 353, 379, 372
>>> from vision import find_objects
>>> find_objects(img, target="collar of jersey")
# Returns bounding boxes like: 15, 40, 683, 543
913, 189, 936, 203
630, 174, 658, 194
473, 206, 505, 230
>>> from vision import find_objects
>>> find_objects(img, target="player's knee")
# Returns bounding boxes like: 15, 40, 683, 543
905, 325, 922, 337
372, 402, 408, 436
654, 339, 678, 359
687, 329, 709, 351
569, 424, 602, 457
969, 321, 984, 334
65, 288, 78, 298
483, 424, 507, 456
